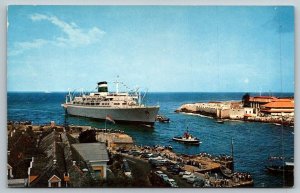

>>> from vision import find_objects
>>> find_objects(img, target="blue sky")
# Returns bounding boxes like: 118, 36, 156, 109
7, 6, 294, 92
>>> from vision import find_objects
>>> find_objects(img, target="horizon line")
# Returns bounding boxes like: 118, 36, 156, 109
7, 91, 295, 94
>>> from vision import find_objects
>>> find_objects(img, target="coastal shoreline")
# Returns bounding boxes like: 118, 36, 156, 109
175, 98, 294, 127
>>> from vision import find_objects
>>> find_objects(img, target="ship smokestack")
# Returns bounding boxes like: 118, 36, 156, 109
97, 81, 108, 93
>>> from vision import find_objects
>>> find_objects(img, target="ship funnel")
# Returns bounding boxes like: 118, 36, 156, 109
97, 81, 108, 93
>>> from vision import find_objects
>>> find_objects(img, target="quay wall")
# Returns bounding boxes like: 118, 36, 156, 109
229, 109, 245, 119
177, 103, 232, 118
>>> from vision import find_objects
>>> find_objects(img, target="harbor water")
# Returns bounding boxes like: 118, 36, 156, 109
7, 92, 294, 187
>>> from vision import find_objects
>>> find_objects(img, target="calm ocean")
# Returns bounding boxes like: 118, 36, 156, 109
7, 92, 294, 187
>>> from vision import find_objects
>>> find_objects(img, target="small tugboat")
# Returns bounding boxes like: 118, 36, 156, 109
156, 115, 170, 123
172, 128, 200, 145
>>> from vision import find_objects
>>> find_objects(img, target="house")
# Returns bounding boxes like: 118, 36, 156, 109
72, 143, 109, 179
248, 96, 277, 114
27, 130, 68, 188
7, 164, 13, 179
261, 99, 294, 116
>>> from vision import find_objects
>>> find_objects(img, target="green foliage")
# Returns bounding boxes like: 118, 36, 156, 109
78, 130, 97, 143
242, 93, 251, 107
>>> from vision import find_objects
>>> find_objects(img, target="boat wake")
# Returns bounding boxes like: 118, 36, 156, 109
180, 112, 214, 119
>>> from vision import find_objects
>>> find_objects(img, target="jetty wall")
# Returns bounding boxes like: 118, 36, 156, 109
176, 102, 241, 119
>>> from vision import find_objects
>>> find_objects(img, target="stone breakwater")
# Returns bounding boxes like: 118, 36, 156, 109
175, 103, 218, 117
175, 101, 245, 119
175, 102, 294, 126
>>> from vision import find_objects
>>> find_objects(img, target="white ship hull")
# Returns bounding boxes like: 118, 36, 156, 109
63, 104, 159, 126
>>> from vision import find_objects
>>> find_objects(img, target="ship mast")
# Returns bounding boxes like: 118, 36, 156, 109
113, 76, 120, 94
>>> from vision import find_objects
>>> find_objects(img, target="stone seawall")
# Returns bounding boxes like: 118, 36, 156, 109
175, 102, 234, 119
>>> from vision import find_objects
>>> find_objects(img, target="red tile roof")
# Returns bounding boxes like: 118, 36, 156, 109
272, 98, 293, 102
253, 96, 277, 99
249, 96, 277, 103
262, 101, 294, 108
261, 109, 294, 113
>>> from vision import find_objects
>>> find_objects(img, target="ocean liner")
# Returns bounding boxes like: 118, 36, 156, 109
62, 81, 160, 126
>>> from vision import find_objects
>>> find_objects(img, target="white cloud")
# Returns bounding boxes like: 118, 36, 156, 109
30, 13, 48, 21
10, 13, 105, 56
30, 13, 105, 47
10, 39, 48, 56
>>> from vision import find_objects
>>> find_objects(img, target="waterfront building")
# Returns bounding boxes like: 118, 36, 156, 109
248, 96, 277, 114
244, 107, 255, 116
72, 143, 109, 179
260, 99, 294, 116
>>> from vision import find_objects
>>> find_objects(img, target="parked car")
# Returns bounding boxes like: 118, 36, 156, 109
141, 153, 153, 159
193, 179, 205, 187
179, 171, 191, 176
154, 170, 164, 176
167, 165, 182, 174
182, 174, 195, 180
128, 150, 141, 156
122, 159, 132, 178
167, 179, 178, 188
187, 176, 199, 184
120, 149, 129, 153
131, 151, 141, 156
160, 174, 169, 182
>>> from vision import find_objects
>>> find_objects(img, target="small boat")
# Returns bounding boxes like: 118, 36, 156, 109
265, 156, 294, 176
220, 165, 233, 178
216, 120, 224, 124
266, 162, 294, 175
156, 115, 170, 123
141, 124, 153, 128
172, 128, 200, 145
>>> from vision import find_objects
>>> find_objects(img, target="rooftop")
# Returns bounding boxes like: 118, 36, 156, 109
262, 101, 294, 108
72, 143, 109, 162
253, 96, 277, 99
249, 96, 277, 103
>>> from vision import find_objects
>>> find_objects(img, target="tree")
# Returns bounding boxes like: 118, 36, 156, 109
242, 93, 251, 107
78, 130, 97, 143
